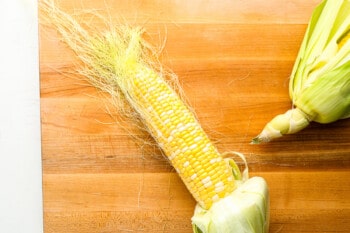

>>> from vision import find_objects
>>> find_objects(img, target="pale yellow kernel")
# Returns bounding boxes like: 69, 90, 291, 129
167, 135, 174, 143
147, 86, 157, 93
160, 111, 168, 118
202, 176, 212, 188
163, 118, 171, 126
135, 72, 143, 78
210, 158, 218, 164
215, 182, 225, 193
168, 149, 180, 160
168, 127, 177, 136
193, 136, 203, 142
181, 146, 189, 153
146, 106, 153, 112
167, 109, 174, 115
174, 122, 183, 130
178, 126, 187, 133
143, 92, 150, 99
189, 143, 198, 150
212, 194, 220, 202
202, 144, 210, 153
156, 130, 163, 138
182, 122, 191, 129
183, 161, 190, 168
190, 173, 197, 180
157, 93, 167, 102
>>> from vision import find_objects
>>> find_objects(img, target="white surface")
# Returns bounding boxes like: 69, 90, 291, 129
0, 1, 43, 232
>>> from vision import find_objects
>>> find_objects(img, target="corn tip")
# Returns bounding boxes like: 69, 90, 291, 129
250, 137, 262, 144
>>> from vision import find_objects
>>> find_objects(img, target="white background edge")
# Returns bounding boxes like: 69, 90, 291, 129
0, 1, 43, 232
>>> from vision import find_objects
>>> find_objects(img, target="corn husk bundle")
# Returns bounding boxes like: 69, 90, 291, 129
40, 0, 269, 232
253, 0, 350, 143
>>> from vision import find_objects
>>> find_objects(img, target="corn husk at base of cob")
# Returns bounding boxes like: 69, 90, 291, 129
40, 0, 269, 232
252, 0, 350, 143
192, 176, 269, 233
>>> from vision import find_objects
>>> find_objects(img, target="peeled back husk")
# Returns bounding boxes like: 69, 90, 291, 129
192, 155, 269, 233
192, 177, 269, 233
252, 0, 350, 143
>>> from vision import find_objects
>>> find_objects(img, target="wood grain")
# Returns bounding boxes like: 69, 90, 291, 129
39, 0, 350, 232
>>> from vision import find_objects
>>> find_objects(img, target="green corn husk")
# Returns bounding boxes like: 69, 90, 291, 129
252, 0, 350, 143
192, 177, 269, 233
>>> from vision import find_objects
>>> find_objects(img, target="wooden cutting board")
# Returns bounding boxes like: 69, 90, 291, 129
39, 0, 350, 232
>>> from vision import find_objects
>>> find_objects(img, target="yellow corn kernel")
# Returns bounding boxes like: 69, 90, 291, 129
131, 66, 236, 209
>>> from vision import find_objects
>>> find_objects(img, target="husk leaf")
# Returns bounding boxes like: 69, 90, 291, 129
253, 0, 350, 143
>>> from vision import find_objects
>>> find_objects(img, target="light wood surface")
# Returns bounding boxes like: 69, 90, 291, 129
39, 0, 350, 232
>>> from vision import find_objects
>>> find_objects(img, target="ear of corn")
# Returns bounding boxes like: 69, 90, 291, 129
41, 0, 269, 232
252, 0, 350, 143
128, 65, 238, 209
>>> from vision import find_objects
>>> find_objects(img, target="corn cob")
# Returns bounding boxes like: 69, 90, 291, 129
126, 65, 237, 209
40, 0, 269, 232
252, 0, 350, 143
